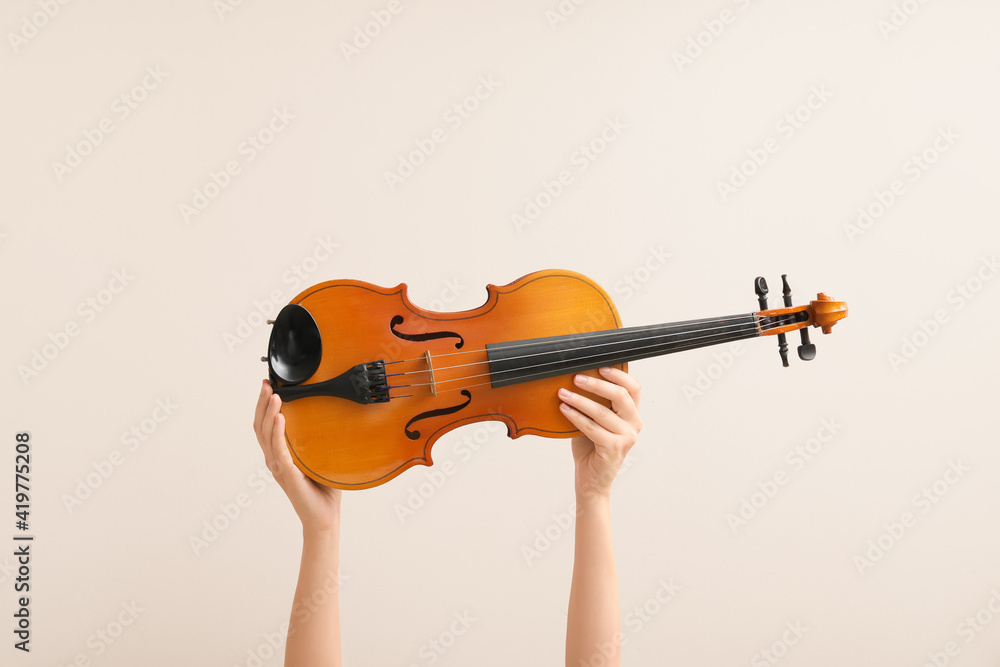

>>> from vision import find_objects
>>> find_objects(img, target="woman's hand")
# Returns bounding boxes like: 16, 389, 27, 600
558, 367, 642, 500
253, 380, 341, 534
562, 367, 639, 667
256, 380, 344, 666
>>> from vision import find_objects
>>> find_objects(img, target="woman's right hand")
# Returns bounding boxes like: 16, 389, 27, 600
253, 380, 341, 534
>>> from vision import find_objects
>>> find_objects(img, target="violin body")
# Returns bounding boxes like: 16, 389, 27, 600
275, 270, 626, 490
266, 268, 847, 490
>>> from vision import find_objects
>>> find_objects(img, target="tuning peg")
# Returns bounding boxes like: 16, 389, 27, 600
780, 275, 793, 306
780, 274, 816, 361
798, 328, 817, 360
774, 275, 793, 367
756, 275, 788, 367
754, 276, 769, 309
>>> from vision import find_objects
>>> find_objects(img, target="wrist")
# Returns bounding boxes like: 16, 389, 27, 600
303, 522, 339, 546
575, 484, 611, 507
299, 491, 341, 538
574, 464, 621, 503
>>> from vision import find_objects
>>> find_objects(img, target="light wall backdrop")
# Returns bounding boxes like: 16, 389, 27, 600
3, 1, 999, 665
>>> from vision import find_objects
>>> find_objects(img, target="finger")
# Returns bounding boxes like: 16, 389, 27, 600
259, 393, 282, 472
559, 387, 623, 435
598, 366, 641, 408
271, 412, 291, 469
576, 372, 640, 424
253, 380, 271, 439
269, 409, 295, 479
559, 401, 603, 442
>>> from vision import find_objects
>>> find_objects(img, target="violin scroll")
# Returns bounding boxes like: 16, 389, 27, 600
755, 275, 847, 366
811, 292, 848, 334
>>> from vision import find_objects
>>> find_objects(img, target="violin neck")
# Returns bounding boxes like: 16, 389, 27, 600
486, 313, 760, 388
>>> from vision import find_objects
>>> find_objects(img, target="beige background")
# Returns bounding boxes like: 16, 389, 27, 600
3, 0, 1000, 665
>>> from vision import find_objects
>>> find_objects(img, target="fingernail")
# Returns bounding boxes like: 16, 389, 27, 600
600, 367, 612, 373
558, 388, 570, 398
574, 374, 587, 384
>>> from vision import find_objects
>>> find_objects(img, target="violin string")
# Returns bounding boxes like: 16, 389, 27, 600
387, 314, 804, 398
388, 316, 768, 380
391, 327, 754, 390
387, 322, 773, 387
384, 316, 798, 396
381, 312, 760, 365
386, 329, 770, 399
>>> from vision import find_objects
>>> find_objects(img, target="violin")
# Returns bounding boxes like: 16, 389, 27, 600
262, 269, 847, 490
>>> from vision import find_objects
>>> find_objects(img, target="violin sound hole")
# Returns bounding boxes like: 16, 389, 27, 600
404, 390, 473, 440
390, 315, 464, 349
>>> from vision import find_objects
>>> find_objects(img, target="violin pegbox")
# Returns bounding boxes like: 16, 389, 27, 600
754, 275, 848, 367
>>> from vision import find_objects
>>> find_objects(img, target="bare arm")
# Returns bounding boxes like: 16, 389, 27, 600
287, 519, 341, 667
558, 367, 642, 667
254, 381, 343, 667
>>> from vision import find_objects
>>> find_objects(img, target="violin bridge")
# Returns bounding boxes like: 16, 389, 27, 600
424, 350, 438, 397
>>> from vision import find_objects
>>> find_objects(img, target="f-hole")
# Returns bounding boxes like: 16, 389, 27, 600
404, 390, 472, 440
390, 315, 464, 349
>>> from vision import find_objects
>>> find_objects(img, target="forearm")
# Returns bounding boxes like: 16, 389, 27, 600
285, 515, 342, 667
566, 493, 621, 667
